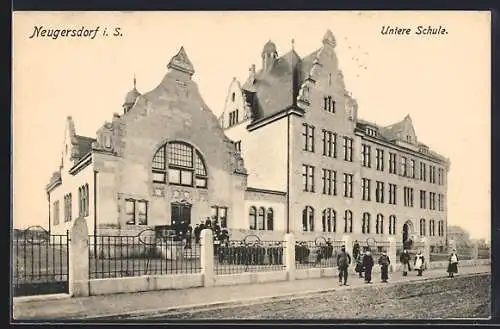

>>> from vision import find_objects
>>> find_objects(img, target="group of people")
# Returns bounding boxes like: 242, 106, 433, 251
217, 241, 284, 265
336, 241, 461, 286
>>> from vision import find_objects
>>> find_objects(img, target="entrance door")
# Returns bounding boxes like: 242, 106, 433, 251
402, 223, 409, 244
171, 202, 192, 238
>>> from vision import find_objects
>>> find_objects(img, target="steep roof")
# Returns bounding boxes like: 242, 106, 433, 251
75, 135, 96, 159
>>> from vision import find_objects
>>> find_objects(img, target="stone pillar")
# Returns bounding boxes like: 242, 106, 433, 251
387, 237, 397, 273
284, 233, 296, 281
69, 217, 90, 297
200, 229, 214, 287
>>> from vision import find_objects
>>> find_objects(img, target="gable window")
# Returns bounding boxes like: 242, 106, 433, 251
228, 109, 239, 126
376, 149, 384, 171
324, 96, 335, 113
322, 129, 337, 158
152, 141, 208, 188
343, 137, 353, 162
302, 206, 315, 232
302, 123, 315, 152
344, 210, 353, 233
231, 92, 235, 102
125, 199, 148, 225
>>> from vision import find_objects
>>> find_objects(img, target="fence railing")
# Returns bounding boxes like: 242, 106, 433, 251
214, 240, 286, 275
88, 232, 201, 279
12, 228, 69, 297
295, 239, 344, 269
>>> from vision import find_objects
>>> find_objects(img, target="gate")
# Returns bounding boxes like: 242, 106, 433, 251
12, 226, 69, 297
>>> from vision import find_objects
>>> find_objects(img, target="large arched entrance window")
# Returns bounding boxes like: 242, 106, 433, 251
152, 141, 208, 188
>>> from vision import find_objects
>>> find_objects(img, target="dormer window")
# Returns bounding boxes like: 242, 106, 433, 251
366, 128, 377, 137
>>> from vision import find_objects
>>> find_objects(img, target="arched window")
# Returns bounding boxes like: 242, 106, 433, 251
302, 206, 314, 232
344, 210, 353, 233
389, 215, 396, 235
376, 214, 384, 234
249, 206, 257, 230
152, 141, 208, 188
322, 208, 336, 232
420, 218, 426, 236
231, 92, 236, 102
266, 208, 274, 231
257, 207, 265, 230
362, 212, 371, 234
429, 219, 435, 236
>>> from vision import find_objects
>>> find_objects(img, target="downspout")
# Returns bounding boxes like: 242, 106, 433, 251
93, 170, 98, 258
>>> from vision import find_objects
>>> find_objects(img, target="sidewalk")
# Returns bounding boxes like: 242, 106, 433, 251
13, 264, 490, 321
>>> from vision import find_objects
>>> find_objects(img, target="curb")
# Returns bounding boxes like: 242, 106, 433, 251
14, 293, 70, 303
78, 271, 490, 320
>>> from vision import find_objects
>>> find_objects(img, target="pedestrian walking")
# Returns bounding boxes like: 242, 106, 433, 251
336, 246, 352, 286
362, 250, 374, 284
355, 251, 364, 278
414, 249, 425, 276
378, 251, 391, 283
399, 249, 412, 276
447, 248, 459, 278
352, 240, 360, 260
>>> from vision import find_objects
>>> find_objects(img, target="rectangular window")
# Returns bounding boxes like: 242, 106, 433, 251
389, 152, 397, 174
376, 149, 384, 171
429, 192, 436, 210
322, 130, 337, 158
125, 199, 136, 225
420, 162, 427, 181
343, 173, 353, 198
404, 187, 414, 207
53, 201, 60, 226
64, 193, 72, 222
125, 199, 148, 225
409, 159, 415, 178
400, 156, 407, 176
137, 200, 148, 225
429, 165, 436, 184
322, 169, 337, 195
376, 181, 384, 203
420, 190, 427, 209
324, 96, 335, 113
302, 164, 315, 192
343, 137, 353, 162
211, 206, 228, 228
361, 178, 371, 201
388, 184, 397, 205
361, 144, 371, 168
302, 123, 315, 152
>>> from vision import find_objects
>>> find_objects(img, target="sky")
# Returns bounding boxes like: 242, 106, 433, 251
12, 11, 491, 240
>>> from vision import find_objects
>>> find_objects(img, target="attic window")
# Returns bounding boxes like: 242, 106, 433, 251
366, 128, 377, 137
231, 92, 235, 102
323, 96, 335, 113
406, 135, 412, 143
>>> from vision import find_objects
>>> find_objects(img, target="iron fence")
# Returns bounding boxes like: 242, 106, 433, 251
295, 239, 345, 269
12, 227, 69, 297
89, 229, 201, 279
214, 238, 286, 275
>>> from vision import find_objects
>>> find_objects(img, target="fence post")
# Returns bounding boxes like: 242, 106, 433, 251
200, 229, 214, 287
387, 237, 397, 273
69, 217, 89, 297
284, 233, 296, 281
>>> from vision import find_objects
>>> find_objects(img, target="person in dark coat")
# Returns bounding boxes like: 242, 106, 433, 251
400, 249, 412, 276
185, 224, 193, 249
353, 240, 360, 261
362, 250, 374, 283
447, 248, 459, 278
193, 224, 201, 245
378, 251, 391, 282
336, 246, 352, 286
355, 250, 365, 278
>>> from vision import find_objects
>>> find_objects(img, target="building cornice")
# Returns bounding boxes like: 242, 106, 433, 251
247, 106, 305, 132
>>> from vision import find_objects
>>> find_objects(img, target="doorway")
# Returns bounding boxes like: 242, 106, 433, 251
171, 202, 192, 238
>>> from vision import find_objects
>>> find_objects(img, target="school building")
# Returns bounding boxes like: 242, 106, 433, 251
46, 30, 449, 249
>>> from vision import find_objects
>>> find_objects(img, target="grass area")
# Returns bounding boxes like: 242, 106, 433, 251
159, 273, 491, 320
